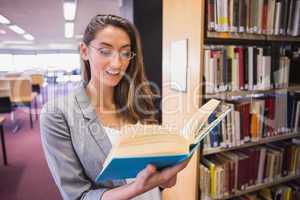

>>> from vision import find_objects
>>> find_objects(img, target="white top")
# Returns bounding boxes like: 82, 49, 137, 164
103, 126, 162, 200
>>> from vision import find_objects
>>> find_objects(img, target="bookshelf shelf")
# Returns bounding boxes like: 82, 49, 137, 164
205, 32, 268, 45
210, 174, 300, 200
204, 85, 300, 100
267, 35, 300, 42
206, 31, 266, 40
205, 32, 300, 45
203, 132, 300, 155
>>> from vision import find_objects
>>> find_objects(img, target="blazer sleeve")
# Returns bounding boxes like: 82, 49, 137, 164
40, 101, 108, 200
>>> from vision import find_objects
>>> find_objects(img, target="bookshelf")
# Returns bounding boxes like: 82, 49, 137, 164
200, 0, 300, 199
162, 0, 300, 199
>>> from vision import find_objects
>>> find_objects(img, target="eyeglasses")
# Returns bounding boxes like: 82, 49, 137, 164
89, 45, 136, 61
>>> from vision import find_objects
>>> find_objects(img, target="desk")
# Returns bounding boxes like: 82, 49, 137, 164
0, 117, 7, 165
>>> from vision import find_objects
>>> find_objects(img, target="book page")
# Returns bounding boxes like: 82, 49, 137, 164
114, 124, 190, 157
120, 124, 179, 139
181, 99, 221, 141
193, 104, 232, 145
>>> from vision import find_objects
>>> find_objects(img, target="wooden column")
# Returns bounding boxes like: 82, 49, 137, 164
162, 0, 205, 199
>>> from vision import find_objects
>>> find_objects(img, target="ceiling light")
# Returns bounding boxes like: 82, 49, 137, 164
0, 14, 10, 24
48, 43, 77, 49
23, 34, 34, 40
9, 25, 25, 34
63, 1, 77, 21
7, 45, 36, 50
118, 0, 123, 7
65, 22, 74, 38
0, 29, 6, 34
3, 40, 33, 45
75, 34, 83, 39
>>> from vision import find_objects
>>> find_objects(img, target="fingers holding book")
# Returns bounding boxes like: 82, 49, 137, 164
133, 158, 190, 195
158, 158, 190, 189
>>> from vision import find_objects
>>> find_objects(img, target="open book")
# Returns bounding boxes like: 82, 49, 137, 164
96, 99, 231, 182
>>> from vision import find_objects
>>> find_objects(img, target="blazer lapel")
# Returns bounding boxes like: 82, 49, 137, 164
74, 83, 112, 157
74, 83, 126, 185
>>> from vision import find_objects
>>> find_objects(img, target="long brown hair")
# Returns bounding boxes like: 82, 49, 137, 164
81, 14, 157, 124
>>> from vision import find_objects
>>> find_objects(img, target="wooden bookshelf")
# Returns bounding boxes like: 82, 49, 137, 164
163, 0, 300, 199
199, 0, 300, 199
203, 132, 300, 155
204, 85, 300, 100
162, 0, 204, 200
209, 174, 300, 200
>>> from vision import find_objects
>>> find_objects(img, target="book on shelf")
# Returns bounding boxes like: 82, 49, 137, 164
203, 91, 300, 151
95, 99, 232, 182
206, 0, 300, 36
200, 140, 300, 199
204, 45, 296, 95
289, 50, 300, 85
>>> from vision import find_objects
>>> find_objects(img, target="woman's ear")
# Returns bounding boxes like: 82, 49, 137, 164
79, 42, 89, 61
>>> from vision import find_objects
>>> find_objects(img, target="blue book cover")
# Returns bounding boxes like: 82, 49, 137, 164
96, 146, 198, 182
95, 99, 231, 182
208, 112, 220, 147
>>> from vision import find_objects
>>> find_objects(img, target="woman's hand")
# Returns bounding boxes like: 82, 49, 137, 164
132, 159, 190, 195
101, 159, 190, 200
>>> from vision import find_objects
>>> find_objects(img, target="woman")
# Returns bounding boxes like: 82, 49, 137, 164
40, 14, 189, 200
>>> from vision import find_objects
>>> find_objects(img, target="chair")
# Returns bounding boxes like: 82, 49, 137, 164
9, 78, 38, 129
0, 79, 20, 132
0, 79, 10, 98
30, 73, 45, 103
0, 116, 7, 165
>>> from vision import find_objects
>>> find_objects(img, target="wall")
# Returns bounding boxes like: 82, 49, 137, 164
120, 0, 133, 23
133, 0, 163, 123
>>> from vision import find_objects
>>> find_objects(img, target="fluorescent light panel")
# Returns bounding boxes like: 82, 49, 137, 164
0, 14, 10, 24
3, 40, 33, 45
75, 34, 83, 39
65, 22, 74, 38
118, 0, 123, 7
23, 33, 34, 40
63, 1, 77, 21
9, 25, 25, 34
0, 29, 6, 34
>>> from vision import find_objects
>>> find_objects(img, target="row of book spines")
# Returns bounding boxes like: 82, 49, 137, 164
204, 46, 291, 94
201, 182, 299, 200
206, 0, 300, 36
231, 97, 285, 143
220, 180, 300, 200
200, 142, 300, 198
204, 93, 292, 149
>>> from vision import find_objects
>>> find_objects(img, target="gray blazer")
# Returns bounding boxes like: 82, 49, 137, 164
40, 82, 125, 200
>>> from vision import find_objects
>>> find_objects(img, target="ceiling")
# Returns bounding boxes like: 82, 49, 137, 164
0, 0, 121, 52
